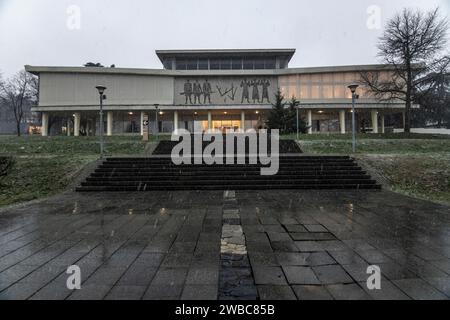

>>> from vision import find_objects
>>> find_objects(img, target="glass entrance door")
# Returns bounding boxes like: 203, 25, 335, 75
213, 120, 241, 132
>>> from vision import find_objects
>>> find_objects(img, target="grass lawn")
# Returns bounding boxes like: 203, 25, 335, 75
0, 155, 96, 207
0, 135, 148, 155
283, 132, 450, 141
295, 133, 450, 205
0, 135, 148, 207
300, 138, 450, 154
357, 153, 450, 205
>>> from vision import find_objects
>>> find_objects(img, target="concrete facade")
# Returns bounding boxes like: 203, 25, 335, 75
26, 49, 407, 136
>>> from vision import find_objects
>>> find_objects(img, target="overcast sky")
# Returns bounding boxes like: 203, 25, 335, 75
0, 0, 448, 77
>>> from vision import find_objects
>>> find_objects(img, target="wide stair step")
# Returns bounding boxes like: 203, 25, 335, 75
77, 156, 381, 192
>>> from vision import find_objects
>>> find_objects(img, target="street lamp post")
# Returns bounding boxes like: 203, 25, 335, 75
95, 85, 107, 159
347, 84, 359, 153
154, 104, 159, 140
296, 106, 299, 140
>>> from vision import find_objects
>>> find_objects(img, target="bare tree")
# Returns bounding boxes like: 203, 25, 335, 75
361, 8, 448, 132
0, 70, 37, 136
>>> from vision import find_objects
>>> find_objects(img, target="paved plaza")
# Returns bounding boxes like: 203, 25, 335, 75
0, 189, 450, 300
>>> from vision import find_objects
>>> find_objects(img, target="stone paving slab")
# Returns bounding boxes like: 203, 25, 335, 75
0, 189, 449, 299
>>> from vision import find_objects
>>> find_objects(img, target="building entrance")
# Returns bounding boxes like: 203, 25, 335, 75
199, 120, 242, 132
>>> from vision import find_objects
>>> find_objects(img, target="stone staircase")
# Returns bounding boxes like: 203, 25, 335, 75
76, 155, 381, 192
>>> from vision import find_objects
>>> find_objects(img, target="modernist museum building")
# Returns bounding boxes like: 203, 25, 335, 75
25, 49, 406, 136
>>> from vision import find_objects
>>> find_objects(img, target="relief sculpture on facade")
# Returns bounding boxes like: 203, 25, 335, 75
178, 77, 273, 105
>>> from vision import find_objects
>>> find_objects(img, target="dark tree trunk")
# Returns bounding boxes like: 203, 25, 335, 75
16, 121, 21, 137
404, 62, 413, 133
405, 96, 411, 133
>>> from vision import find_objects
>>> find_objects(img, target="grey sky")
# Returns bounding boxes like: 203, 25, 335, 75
0, 0, 448, 77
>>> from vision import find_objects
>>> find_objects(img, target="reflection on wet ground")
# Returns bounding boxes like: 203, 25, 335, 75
0, 189, 449, 300
219, 190, 257, 300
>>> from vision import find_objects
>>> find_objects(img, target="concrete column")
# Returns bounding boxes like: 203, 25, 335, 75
339, 110, 346, 134
173, 110, 179, 133
307, 110, 312, 134
381, 114, 385, 134
241, 111, 245, 132
207, 111, 212, 130
107, 111, 113, 136
41, 112, 48, 137
140, 112, 144, 136
66, 117, 71, 136
371, 110, 378, 134
74, 112, 81, 137
85, 120, 90, 136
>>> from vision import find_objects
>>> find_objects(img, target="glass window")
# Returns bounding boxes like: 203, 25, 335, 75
265, 58, 276, 69
278, 58, 288, 69
278, 75, 293, 86
163, 60, 173, 70
299, 74, 310, 84
243, 59, 254, 70
210, 59, 220, 70
299, 85, 309, 99
198, 59, 208, 70
284, 85, 299, 99
333, 85, 345, 99
175, 60, 187, 70
186, 59, 198, 70
254, 58, 265, 69
322, 85, 334, 99
322, 73, 333, 84
333, 72, 345, 83
311, 85, 320, 99
311, 74, 322, 83
291, 86, 300, 99
344, 72, 357, 82
232, 58, 242, 70
220, 59, 232, 70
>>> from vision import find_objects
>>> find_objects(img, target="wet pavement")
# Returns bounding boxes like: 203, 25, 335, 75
0, 189, 449, 300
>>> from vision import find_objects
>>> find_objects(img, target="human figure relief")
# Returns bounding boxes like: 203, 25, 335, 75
202, 79, 212, 104
261, 79, 271, 103
183, 80, 193, 104
240, 79, 250, 103
251, 79, 261, 103
193, 80, 202, 104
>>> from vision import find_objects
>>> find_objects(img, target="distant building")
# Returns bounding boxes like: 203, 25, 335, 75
26, 49, 407, 136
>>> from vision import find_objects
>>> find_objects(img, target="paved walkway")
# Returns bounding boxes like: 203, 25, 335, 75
0, 189, 449, 300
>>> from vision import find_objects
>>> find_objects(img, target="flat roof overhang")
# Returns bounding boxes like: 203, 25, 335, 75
155, 48, 296, 63
31, 101, 410, 113
25, 64, 402, 77
31, 104, 274, 112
